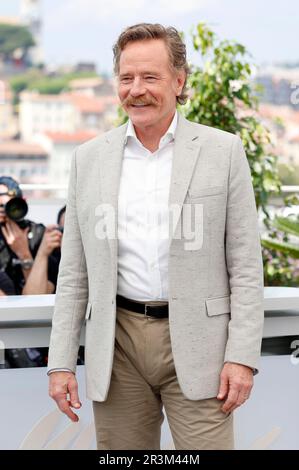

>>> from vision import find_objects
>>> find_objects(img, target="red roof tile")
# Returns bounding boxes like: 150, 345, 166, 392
44, 130, 98, 143
0, 141, 47, 155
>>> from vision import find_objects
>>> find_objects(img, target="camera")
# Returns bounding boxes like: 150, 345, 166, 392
4, 196, 28, 222
0, 178, 28, 226
0, 193, 29, 228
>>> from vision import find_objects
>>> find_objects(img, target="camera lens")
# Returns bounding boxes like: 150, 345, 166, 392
5, 197, 28, 222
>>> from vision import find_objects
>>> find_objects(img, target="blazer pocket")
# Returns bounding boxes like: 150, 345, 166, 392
187, 185, 225, 199
85, 301, 92, 320
205, 295, 230, 316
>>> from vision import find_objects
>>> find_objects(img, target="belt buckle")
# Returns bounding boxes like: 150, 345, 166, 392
144, 304, 150, 317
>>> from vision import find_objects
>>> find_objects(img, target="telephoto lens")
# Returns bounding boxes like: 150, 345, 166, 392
5, 197, 28, 222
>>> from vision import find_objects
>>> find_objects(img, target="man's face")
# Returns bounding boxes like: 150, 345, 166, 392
117, 39, 185, 131
0, 184, 11, 224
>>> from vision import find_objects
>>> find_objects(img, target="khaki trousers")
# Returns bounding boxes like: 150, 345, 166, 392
92, 302, 234, 450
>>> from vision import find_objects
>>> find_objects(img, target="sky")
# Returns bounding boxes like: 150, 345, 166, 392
0, 0, 298, 74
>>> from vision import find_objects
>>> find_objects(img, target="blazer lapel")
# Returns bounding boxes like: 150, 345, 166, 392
99, 123, 127, 268
168, 113, 202, 244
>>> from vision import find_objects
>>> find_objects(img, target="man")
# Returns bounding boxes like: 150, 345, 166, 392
48, 23, 264, 450
0, 176, 45, 294
22, 205, 65, 295
0, 176, 47, 368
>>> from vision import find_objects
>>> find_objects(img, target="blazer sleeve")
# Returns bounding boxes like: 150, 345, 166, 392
224, 136, 264, 372
47, 148, 89, 374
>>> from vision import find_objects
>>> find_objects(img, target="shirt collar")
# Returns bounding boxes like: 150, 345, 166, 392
125, 110, 178, 147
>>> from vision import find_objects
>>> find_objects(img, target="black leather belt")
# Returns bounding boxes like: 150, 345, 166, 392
116, 295, 169, 318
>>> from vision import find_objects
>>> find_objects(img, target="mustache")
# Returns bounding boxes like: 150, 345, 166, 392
122, 96, 158, 107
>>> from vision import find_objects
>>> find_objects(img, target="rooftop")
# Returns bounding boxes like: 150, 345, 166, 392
69, 77, 103, 88
20, 91, 117, 113
0, 141, 47, 156
44, 130, 98, 143
0, 16, 21, 25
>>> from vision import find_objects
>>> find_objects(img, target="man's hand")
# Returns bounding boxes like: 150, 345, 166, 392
38, 225, 62, 257
49, 371, 81, 422
1, 219, 31, 259
217, 362, 253, 414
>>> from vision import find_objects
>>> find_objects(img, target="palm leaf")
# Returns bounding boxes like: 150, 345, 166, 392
261, 238, 299, 258
273, 216, 299, 238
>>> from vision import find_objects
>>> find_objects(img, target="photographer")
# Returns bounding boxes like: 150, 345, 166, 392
0, 176, 45, 295
22, 206, 65, 295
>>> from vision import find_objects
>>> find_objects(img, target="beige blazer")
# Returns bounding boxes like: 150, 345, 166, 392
48, 112, 264, 401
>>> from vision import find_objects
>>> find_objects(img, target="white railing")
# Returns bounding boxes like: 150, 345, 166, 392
281, 186, 299, 193
20, 184, 67, 192
19, 184, 299, 194
0, 287, 299, 350
1, 287, 299, 450
0, 294, 84, 350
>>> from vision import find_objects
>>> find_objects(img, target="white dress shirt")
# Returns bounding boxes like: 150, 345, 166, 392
117, 111, 177, 301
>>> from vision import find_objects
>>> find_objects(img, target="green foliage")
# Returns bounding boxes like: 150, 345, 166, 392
273, 216, 299, 238
9, 70, 98, 102
116, 105, 128, 126
262, 215, 299, 285
181, 22, 281, 217
0, 23, 34, 59
278, 163, 299, 185
263, 238, 299, 259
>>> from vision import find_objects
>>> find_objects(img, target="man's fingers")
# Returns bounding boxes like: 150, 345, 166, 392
48, 372, 81, 421
6, 219, 18, 233
68, 380, 81, 408
47, 237, 61, 247
235, 386, 251, 407
57, 398, 79, 422
221, 386, 239, 413
227, 392, 245, 413
217, 373, 229, 400
49, 229, 62, 237
221, 384, 251, 413
219, 363, 254, 414
50, 241, 62, 249
47, 233, 62, 244
226, 388, 250, 413
45, 224, 59, 232
1, 224, 10, 236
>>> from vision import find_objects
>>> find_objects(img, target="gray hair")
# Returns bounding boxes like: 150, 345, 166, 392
113, 23, 190, 105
